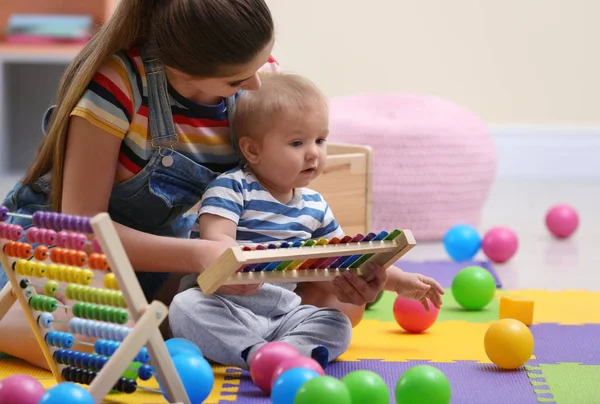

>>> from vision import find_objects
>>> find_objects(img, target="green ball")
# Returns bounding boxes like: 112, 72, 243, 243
395, 365, 451, 404
294, 376, 352, 404
451, 266, 496, 310
366, 291, 384, 309
342, 370, 389, 404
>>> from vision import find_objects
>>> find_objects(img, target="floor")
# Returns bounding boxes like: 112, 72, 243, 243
0, 173, 598, 292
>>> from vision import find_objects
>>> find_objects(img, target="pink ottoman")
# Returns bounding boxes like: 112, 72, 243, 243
328, 94, 497, 241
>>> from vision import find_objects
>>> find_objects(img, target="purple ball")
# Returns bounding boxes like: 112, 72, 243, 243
0, 374, 46, 404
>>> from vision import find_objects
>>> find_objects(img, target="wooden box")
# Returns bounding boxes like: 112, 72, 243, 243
310, 143, 373, 236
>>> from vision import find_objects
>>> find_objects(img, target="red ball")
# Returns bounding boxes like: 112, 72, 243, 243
482, 226, 518, 263
393, 296, 439, 333
0, 374, 46, 404
249, 342, 300, 393
271, 355, 325, 389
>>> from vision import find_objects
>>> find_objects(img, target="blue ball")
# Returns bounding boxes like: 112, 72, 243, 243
159, 354, 214, 403
271, 368, 320, 404
165, 337, 203, 358
443, 224, 481, 261
38, 382, 94, 404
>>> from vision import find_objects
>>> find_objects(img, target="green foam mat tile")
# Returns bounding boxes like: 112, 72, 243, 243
364, 289, 499, 323
526, 362, 600, 403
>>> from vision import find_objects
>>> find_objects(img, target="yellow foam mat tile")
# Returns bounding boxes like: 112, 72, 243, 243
339, 319, 526, 364
501, 289, 600, 325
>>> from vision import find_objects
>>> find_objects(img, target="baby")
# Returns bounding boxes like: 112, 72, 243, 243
169, 73, 444, 370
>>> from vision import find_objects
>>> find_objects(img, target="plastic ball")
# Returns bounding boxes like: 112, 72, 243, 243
250, 341, 300, 393
158, 354, 214, 403
451, 266, 496, 310
395, 365, 451, 404
294, 375, 352, 404
341, 370, 390, 404
38, 382, 94, 404
484, 318, 534, 369
366, 291, 384, 309
271, 355, 324, 388
393, 296, 439, 333
443, 224, 481, 261
482, 226, 518, 263
546, 204, 579, 238
0, 374, 46, 404
165, 337, 203, 358
271, 368, 321, 404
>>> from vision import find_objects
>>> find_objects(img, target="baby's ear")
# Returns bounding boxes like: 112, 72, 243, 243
238, 136, 260, 165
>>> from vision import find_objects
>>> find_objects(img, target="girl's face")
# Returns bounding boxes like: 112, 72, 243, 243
166, 38, 275, 104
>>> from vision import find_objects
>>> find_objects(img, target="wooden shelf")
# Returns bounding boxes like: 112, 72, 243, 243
0, 42, 84, 55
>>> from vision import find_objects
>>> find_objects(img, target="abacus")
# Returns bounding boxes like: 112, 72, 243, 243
0, 206, 191, 404
197, 228, 416, 294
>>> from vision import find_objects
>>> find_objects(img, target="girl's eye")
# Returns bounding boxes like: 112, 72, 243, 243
290, 141, 302, 147
316, 138, 326, 145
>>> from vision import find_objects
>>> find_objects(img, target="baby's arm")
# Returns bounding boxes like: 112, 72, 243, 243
198, 213, 237, 244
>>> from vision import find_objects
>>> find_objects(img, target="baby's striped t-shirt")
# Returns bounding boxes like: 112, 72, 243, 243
197, 167, 344, 245
70, 48, 280, 182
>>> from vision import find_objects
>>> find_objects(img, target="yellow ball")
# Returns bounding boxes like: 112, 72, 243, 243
484, 318, 534, 369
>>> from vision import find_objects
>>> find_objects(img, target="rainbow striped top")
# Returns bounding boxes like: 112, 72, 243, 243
71, 48, 280, 182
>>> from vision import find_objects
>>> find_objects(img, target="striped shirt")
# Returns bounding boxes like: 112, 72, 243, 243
197, 167, 344, 245
70, 48, 280, 182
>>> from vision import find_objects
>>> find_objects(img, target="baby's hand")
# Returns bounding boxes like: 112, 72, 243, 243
395, 272, 444, 311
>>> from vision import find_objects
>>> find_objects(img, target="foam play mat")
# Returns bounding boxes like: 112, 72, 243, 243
1, 259, 599, 403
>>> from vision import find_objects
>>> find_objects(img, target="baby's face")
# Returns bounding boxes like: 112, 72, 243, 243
253, 104, 329, 192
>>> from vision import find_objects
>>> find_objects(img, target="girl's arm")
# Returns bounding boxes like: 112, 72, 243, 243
60, 116, 230, 273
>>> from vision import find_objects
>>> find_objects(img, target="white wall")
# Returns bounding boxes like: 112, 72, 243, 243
266, 0, 600, 126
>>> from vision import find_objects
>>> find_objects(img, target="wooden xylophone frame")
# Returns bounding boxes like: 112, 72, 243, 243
197, 229, 417, 294
0, 212, 190, 404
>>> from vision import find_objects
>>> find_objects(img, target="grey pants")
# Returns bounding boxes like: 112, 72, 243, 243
169, 283, 353, 370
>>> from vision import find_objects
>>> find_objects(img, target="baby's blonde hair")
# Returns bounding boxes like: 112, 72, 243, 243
232, 72, 328, 140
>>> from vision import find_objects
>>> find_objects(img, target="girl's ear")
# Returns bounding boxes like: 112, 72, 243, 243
238, 137, 260, 165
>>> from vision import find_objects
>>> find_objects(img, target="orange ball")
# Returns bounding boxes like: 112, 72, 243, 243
484, 318, 534, 369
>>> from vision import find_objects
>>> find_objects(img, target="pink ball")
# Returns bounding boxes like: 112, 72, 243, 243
393, 296, 439, 333
0, 374, 46, 404
546, 204, 579, 238
482, 226, 518, 263
270, 355, 325, 388
249, 342, 300, 393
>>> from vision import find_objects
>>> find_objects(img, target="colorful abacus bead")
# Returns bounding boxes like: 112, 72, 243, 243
32, 211, 94, 233
34, 245, 49, 260
3, 241, 32, 258
26, 226, 58, 245
38, 312, 54, 328
69, 318, 130, 341
0, 205, 8, 221
65, 284, 126, 308
91, 237, 102, 253
29, 295, 58, 312
103, 273, 119, 290
44, 280, 60, 297
94, 339, 150, 363
45, 330, 74, 348
72, 302, 129, 324
88, 253, 109, 270
0, 223, 23, 240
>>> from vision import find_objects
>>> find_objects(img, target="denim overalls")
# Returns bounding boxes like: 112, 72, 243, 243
0, 50, 239, 301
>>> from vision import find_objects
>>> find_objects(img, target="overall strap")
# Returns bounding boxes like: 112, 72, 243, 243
140, 50, 179, 150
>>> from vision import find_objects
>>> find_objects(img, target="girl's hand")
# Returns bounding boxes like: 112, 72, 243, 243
331, 263, 387, 305
395, 272, 445, 310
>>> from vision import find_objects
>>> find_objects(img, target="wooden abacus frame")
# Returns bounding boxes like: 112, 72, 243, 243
197, 229, 417, 294
0, 212, 190, 404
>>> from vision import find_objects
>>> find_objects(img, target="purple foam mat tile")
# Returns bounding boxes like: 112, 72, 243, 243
224, 360, 537, 404
530, 323, 600, 365
396, 259, 502, 288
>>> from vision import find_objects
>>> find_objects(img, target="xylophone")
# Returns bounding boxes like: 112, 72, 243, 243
197, 228, 416, 294
0, 206, 191, 404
